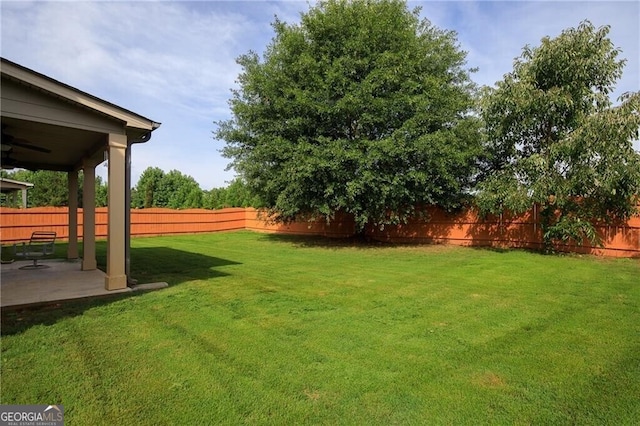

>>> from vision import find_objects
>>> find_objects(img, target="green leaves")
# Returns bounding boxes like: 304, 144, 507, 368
202, 178, 261, 209
0, 170, 108, 208
217, 0, 479, 230
477, 20, 640, 249
132, 167, 203, 209
218, 9, 639, 247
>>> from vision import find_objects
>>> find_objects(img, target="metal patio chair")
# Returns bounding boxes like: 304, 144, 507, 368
14, 231, 57, 269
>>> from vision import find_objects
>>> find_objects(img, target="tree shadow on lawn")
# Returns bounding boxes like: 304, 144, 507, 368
260, 232, 404, 250
261, 231, 554, 257
1, 293, 139, 336
260, 232, 469, 253
122, 246, 242, 285
1, 245, 241, 336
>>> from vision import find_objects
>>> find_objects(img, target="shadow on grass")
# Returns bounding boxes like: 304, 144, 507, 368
124, 246, 242, 285
1, 244, 241, 336
466, 244, 545, 256
260, 231, 553, 257
259, 232, 401, 250
259, 232, 473, 252
1, 293, 139, 336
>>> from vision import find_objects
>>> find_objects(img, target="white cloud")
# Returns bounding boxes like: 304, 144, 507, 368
2, 1, 638, 188
1, 1, 285, 188
425, 1, 639, 98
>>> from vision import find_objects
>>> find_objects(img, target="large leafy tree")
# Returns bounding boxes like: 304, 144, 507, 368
223, 178, 261, 208
132, 167, 165, 208
158, 170, 203, 209
477, 21, 640, 249
132, 167, 203, 209
8, 170, 69, 207
202, 179, 261, 209
217, 0, 481, 230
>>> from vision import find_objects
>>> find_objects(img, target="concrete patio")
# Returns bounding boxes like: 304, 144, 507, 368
0, 259, 167, 308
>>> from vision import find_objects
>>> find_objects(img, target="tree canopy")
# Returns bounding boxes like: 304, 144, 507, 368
202, 178, 261, 210
0, 169, 108, 208
217, 0, 481, 230
476, 21, 640, 248
131, 166, 165, 209
1, 167, 255, 210
131, 167, 203, 209
130, 167, 257, 210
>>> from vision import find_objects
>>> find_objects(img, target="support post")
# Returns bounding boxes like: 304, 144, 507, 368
125, 142, 135, 284
82, 159, 97, 270
67, 170, 79, 259
105, 133, 128, 290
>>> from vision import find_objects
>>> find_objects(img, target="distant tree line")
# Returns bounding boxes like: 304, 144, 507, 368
0, 169, 108, 208
0, 168, 257, 210
131, 167, 259, 209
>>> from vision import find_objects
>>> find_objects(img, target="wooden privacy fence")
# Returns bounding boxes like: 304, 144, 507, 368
365, 206, 640, 258
0, 207, 246, 243
1, 206, 639, 257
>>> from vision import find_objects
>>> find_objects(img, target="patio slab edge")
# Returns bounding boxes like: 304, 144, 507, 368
130, 282, 169, 292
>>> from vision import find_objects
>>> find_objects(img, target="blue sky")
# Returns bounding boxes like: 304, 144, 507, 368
2, 1, 638, 190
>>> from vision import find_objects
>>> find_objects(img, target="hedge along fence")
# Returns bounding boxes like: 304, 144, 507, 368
0, 206, 638, 257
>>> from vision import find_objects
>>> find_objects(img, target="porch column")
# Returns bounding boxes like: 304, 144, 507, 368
67, 170, 79, 259
105, 133, 127, 290
82, 159, 97, 271
21, 188, 27, 208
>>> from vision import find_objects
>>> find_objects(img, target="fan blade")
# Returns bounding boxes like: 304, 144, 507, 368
5, 138, 51, 154
1, 151, 17, 169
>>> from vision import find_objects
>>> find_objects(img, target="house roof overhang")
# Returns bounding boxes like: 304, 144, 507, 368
1, 57, 161, 172
0, 177, 34, 193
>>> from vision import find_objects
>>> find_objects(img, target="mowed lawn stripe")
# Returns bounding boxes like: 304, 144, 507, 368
2, 231, 639, 424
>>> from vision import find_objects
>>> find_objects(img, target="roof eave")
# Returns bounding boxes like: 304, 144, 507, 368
1, 57, 161, 132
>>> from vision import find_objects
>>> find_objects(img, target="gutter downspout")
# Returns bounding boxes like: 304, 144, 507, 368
126, 127, 158, 285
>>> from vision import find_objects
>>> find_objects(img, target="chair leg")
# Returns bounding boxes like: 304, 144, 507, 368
18, 258, 49, 270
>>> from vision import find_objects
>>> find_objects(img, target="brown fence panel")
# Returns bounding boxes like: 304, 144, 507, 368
366, 206, 543, 250
578, 216, 640, 257
0, 207, 247, 243
1, 206, 638, 257
366, 206, 639, 258
0, 207, 74, 243
245, 208, 355, 238
130, 208, 246, 237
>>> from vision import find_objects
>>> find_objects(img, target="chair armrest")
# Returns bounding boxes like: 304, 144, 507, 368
13, 242, 26, 255
43, 242, 55, 256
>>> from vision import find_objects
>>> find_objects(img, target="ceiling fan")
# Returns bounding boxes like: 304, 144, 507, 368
1, 125, 52, 154
1, 147, 18, 169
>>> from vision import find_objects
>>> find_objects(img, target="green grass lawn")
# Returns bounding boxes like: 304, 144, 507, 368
2, 231, 639, 424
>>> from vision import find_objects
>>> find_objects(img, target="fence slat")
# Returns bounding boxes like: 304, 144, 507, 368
1, 206, 638, 257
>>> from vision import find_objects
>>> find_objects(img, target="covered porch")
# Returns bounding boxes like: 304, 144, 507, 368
0, 259, 167, 308
1, 57, 161, 293
1, 259, 125, 308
